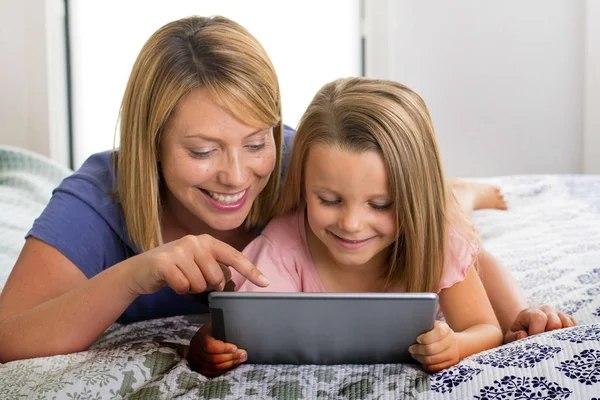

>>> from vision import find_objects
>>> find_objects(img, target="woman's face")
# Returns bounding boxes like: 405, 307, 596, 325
159, 87, 276, 232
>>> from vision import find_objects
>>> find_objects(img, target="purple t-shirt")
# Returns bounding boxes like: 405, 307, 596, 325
27, 125, 295, 324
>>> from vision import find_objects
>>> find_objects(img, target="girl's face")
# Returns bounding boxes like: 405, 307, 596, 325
159, 87, 276, 232
304, 145, 397, 270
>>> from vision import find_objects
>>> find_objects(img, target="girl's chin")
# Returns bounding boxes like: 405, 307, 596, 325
326, 251, 371, 267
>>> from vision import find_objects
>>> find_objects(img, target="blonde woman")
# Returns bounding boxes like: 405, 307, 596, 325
0, 16, 281, 362
191, 78, 574, 375
0, 17, 571, 364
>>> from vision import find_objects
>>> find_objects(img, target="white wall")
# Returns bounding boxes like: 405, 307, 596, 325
3, 1, 594, 176
68, 0, 361, 168
0, 0, 69, 167
365, 0, 586, 177
584, 0, 600, 174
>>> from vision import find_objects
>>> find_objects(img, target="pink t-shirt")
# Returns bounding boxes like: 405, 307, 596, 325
232, 208, 479, 293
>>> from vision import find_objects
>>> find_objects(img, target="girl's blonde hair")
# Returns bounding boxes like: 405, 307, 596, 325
278, 77, 476, 293
117, 16, 283, 252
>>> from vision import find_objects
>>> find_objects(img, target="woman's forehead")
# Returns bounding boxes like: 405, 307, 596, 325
166, 88, 271, 137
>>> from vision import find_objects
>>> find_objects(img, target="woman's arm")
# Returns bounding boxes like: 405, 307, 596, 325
0, 238, 138, 362
0, 235, 266, 363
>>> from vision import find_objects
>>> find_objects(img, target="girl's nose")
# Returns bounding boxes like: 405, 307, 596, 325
339, 207, 364, 233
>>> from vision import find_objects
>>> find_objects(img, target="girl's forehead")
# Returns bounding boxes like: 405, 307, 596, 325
305, 145, 390, 195
306, 144, 382, 164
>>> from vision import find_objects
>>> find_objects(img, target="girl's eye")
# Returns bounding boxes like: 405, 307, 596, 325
319, 197, 340, 207
370, 203, 392, 211
189, 149, 215, 158
246, 143, 266, 152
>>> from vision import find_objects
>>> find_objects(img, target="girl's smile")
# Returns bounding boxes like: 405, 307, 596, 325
328, 231, 375, 250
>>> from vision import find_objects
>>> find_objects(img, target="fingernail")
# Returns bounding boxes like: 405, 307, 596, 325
416, 337, 422, 344
408, 346, 415, 354
258, 275, 270, 286
230, 346, 238, 353
240, 352, 247, 362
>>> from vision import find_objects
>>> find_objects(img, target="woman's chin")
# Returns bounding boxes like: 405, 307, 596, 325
201, 208, 251, 231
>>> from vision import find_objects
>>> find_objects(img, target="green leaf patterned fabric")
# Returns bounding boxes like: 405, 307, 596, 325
0, 145, 71, 291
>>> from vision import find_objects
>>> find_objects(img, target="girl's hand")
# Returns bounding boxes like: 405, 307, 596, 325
504, 305, 577, 343
409, 320, 459, 373
123, 234, 269, 296
188, 322, 247, 377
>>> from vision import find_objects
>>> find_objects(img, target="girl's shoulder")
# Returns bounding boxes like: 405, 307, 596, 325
439, 208, 480, 292
260, 208, 305, 251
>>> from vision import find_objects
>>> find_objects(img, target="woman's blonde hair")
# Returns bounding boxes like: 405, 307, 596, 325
278, 77, 476, 292
117, 16, 283, 252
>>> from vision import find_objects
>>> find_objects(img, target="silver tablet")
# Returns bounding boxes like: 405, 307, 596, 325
208, 292, 438, 365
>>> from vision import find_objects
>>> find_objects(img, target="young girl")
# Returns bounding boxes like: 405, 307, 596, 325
189, 77, 505, 376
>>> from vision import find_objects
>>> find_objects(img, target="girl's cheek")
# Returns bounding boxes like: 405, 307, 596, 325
373, 212, 396, 235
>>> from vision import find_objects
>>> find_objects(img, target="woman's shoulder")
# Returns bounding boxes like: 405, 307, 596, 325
52, 150, 124, 222
67, 150, 118, 192
27, 149, 136, 274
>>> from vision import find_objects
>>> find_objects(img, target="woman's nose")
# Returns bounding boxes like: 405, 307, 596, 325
217, 150, 248, 188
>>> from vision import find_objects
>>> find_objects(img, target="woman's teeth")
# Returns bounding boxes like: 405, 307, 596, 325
206, 190, 245, 204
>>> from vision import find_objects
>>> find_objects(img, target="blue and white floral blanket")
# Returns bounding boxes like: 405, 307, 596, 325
0, 145, 599, 399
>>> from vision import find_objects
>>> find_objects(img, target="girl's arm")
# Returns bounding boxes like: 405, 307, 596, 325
476, 250, 527, 334
409, 265, 503, 372
441, 264, 503, 357
0, 236, 266, 362
188, 322, 247, 377
477, 250, 577, 343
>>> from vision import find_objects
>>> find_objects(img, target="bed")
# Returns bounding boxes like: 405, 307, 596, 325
1, 144, 599, 399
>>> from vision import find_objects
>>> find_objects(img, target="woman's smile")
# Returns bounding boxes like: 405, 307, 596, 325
200, 188, 249, 211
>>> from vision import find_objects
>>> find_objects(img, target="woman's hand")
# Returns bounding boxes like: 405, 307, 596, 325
188, 322, 247, 377
409, 320, 459, 373
123, 234, 269, 296
504, 305, 577, 343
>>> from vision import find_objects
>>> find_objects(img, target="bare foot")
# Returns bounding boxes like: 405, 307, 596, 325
450, 180, 508, 211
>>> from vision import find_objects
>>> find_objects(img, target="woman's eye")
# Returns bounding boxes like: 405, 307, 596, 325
319, 197, 340, 207
246, 143, 266, 152
370, 203, 392, 211
189, 149, 215, 158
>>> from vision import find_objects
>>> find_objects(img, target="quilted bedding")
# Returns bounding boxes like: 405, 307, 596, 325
0, 144, 599, 399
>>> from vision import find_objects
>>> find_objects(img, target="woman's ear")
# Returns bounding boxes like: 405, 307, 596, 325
156, 143, 162, 163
